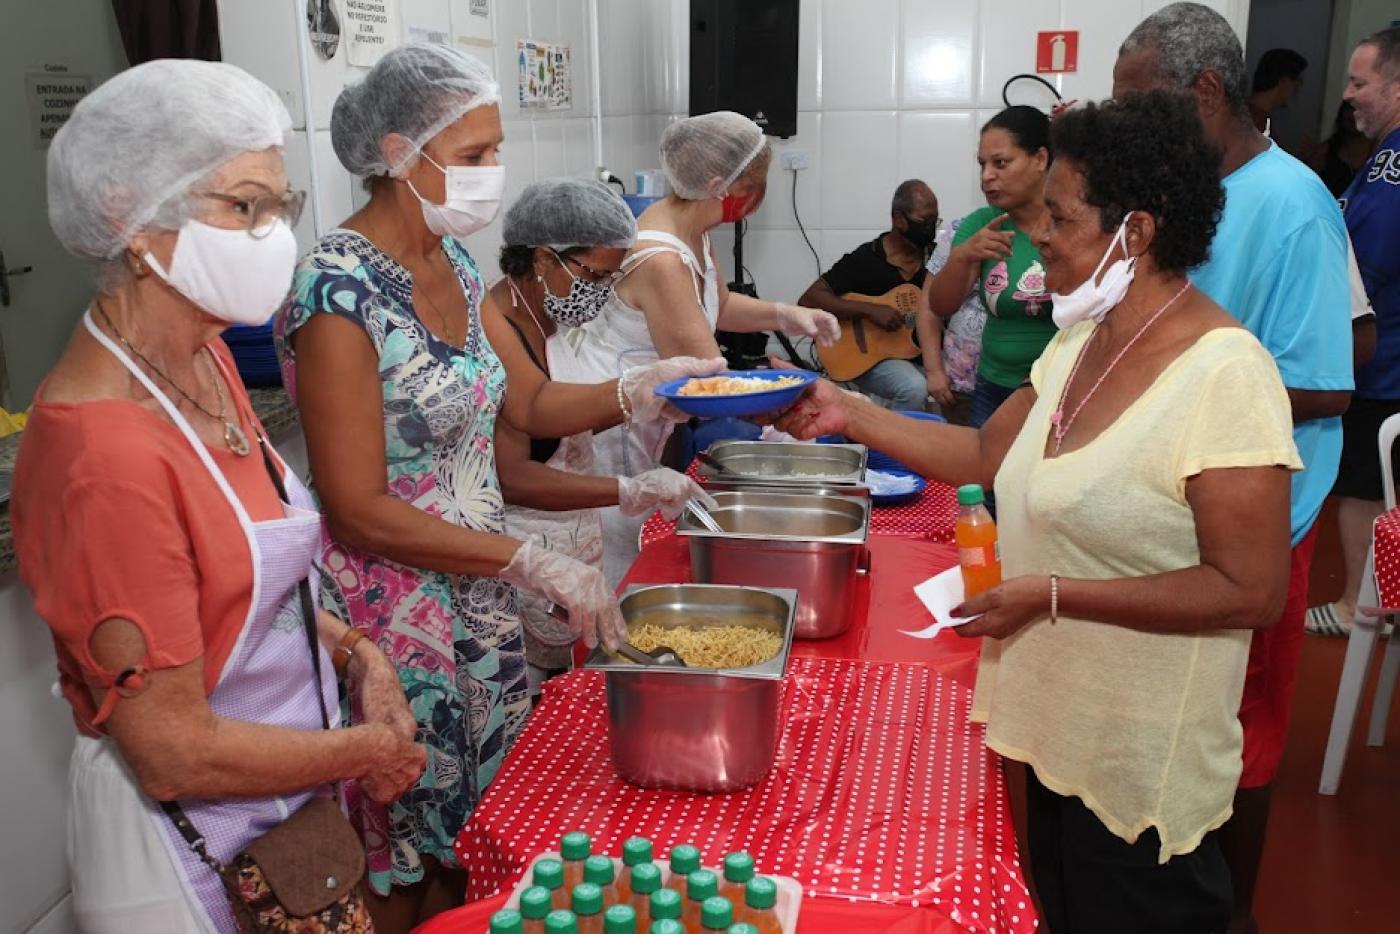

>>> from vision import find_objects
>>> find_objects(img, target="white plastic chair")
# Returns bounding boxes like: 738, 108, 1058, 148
1319, 413, 1400, 794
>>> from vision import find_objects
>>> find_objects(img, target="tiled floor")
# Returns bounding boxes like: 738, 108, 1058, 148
1253, 634, 1399, 933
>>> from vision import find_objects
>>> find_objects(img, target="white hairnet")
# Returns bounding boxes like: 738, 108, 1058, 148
659, 111, 768, 200
502, 178, 637, 251
331, 42, 500, 179
47, 59, 291, 260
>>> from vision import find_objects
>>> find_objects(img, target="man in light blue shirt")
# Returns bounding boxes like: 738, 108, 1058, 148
1115, 6, 1352, 933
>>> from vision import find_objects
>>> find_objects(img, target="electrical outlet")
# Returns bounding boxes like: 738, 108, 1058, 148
780, 149, 810, 171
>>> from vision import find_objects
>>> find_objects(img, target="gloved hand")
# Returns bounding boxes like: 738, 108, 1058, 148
773, 302, 841, 346
620, 355, 727, 423
618, 468, 716, 519
499, 541, 627, 650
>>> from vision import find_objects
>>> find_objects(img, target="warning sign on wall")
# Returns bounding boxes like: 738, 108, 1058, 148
1036, 31, 1079, 74
344, 0, 399, 67
26, 71, 91, 149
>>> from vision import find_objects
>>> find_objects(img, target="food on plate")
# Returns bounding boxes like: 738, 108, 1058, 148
628, 619, 782, 668
676, 375, 804, 397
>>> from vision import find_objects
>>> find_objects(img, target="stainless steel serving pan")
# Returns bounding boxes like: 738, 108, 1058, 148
584, 584, 798, 793
697, 440, 868, 487
676, 489, 871, 639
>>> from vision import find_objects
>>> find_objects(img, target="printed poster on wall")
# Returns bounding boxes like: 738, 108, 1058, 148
26, 71, 91, 148
516, 39, 572, 111
344, 0, 399, 67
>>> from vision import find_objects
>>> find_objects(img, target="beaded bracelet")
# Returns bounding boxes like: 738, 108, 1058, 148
616, 378, 633, 428
1049, 574, 1060, 624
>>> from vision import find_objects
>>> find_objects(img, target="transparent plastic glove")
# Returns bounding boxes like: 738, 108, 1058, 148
620, 355, 727, 423
499, 541, 626, 650
618, 468, 716, 519
773, 302, 841, 346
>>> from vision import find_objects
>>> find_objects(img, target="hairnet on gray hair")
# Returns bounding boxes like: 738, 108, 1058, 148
659, 111, 769, 200
1120, 2, 1248, 111
502, 178, 637, 251
331, 42, 500, 179
47, 59, 291, 260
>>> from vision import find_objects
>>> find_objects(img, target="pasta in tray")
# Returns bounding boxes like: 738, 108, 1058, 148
628, 620, 782, 668
676, 375, 804, 397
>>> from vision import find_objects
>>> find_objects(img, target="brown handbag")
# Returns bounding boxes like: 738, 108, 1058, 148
158, 438, 372, 933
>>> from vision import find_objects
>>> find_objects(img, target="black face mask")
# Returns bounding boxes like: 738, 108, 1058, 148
900, 213, 939, 248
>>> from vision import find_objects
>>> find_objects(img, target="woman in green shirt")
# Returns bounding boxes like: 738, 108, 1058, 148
925, 106, 1055, 428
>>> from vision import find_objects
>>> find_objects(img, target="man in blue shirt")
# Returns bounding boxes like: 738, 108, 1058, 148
1332, 27, 1400, 629
1115, 6, 1352, 933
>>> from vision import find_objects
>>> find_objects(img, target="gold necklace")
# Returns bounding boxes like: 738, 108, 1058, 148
94, 303, 252, 456
415, 282, 460, 347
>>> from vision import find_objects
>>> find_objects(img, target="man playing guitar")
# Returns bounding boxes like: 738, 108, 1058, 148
798, 179, 949, 413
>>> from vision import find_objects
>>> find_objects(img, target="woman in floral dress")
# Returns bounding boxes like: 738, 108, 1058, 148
275, 44, 719, 932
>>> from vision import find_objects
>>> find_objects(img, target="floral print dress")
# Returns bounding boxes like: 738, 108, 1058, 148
275, 230, 529, 895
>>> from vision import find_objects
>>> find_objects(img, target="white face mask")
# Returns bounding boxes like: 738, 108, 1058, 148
407, 153, 504, 238
1050, 218, 1138, 329
144, 219, 298, 327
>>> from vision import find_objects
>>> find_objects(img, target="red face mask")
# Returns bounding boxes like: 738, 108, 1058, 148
720, 191, 756, 223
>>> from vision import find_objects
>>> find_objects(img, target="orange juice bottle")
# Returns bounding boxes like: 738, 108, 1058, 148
584, 855, 620, 907
491, 909, 524, 934
701, 896, 734, 933
561, 833, 593, 892
664, 845, 701, 895
534, 859, 569, 912
521, 886, 554, 934
617, 837, 654, 902
955, 484, 1002, 597
740, 878, 781, 934
545, 910, 578, 934
649, 888, 682, 930
626, 863, 662, 930
719, 853, 754, 903
682, 870, 719, 932
573, 883, 604, 934
603, 905, 637, 934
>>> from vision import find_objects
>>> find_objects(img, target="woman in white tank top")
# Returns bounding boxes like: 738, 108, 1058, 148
556, 111, 841, 585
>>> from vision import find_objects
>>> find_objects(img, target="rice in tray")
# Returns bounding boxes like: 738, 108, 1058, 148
628, 618, 782, 668
677, 375, 803, 397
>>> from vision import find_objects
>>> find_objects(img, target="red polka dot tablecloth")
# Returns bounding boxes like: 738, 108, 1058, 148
453, 659, 1036, 934
640, 462, 960, 547
1372, 507, 1400, 610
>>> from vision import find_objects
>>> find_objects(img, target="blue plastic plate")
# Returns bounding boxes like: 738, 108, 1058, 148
654, 369, 818, 419
868, 467, 927, 507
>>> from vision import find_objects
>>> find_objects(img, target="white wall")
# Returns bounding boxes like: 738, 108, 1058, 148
596, 0, 1249, 306
1322, 0, 1399, 139
219, 0, 604, 279
1243, 0, 1337, 155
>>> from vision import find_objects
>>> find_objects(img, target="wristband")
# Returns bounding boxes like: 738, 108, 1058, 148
333, 627, 369, 679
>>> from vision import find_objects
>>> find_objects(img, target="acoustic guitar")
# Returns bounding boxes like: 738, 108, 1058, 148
816, 283, 924, 382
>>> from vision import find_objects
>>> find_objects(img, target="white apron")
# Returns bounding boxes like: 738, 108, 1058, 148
503, 335, 604, 684
555, 231, 720, 587
70, 312, 338, 934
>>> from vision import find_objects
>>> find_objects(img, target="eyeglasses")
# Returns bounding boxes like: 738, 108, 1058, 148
200, 189, 307, 237
552, 249, 623, 287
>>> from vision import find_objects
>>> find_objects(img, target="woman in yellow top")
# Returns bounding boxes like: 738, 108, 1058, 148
774, 92, 1300, 933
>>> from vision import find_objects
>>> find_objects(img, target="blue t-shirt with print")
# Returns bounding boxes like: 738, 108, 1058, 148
1192, 143, 1352, 544
1342, 127, 1400, 399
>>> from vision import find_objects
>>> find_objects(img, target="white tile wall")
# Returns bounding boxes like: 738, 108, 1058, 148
224, 0, 1255, 301
221, 0, 606, 270
599, 0, 1252, 304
